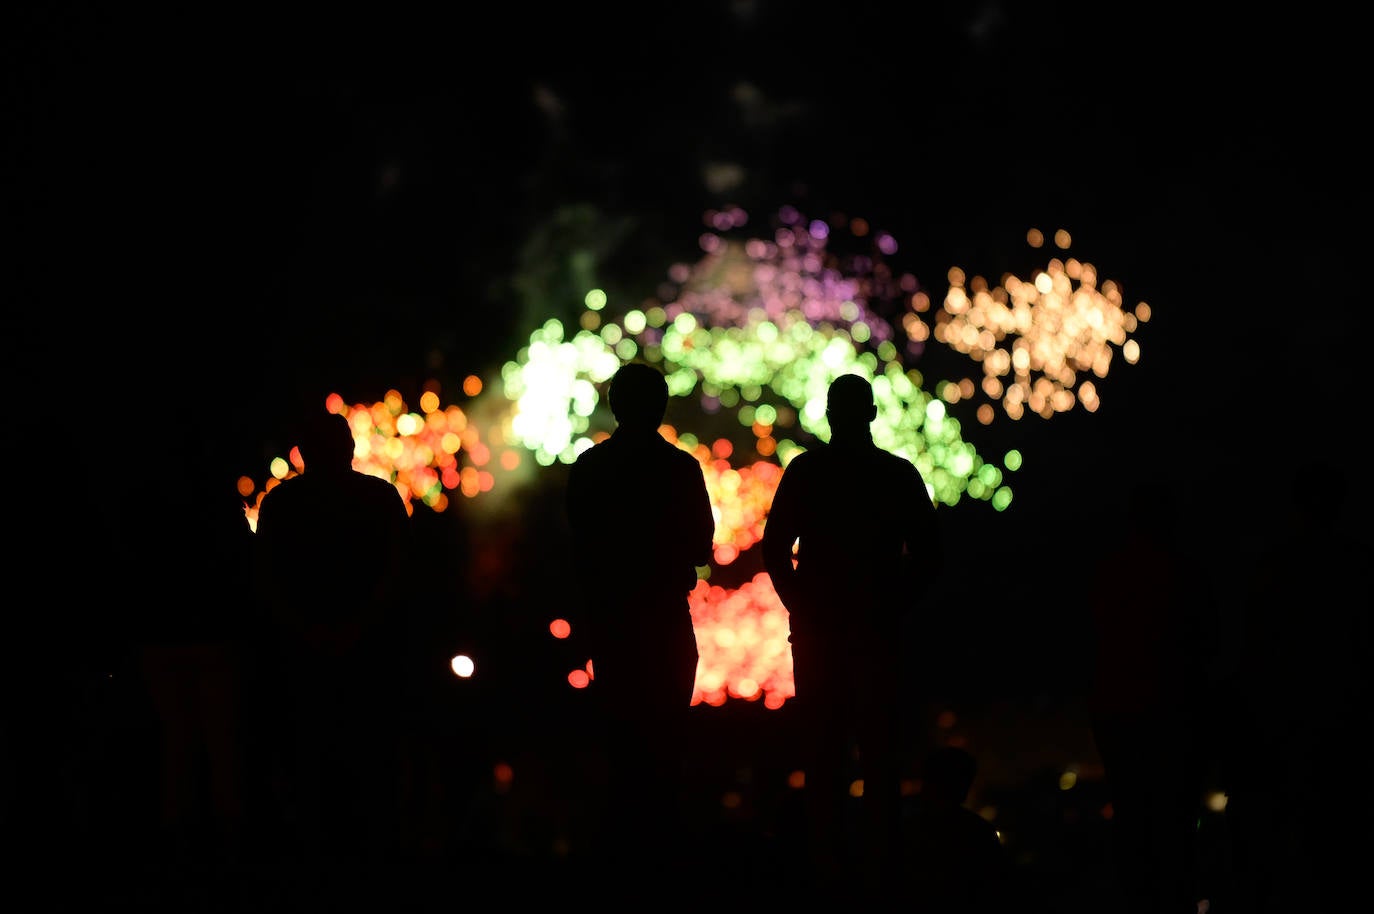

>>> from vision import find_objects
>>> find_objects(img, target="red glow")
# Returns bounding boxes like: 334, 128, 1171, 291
243, 394, 797, 709
688, 574, 793, 707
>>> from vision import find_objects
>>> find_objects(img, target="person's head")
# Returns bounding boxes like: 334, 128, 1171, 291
826, 373, 876, 438
921, 745, 978, 805
298, 411, 357, 472
608, 362, 669, 430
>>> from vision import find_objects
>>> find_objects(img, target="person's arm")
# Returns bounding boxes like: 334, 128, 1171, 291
665, 453, 716, 594
902, 464, 942, 598
565, 459, 594, 563
688, 458, 716, 569
372, 482, 412, 610
761, 461, 804, 611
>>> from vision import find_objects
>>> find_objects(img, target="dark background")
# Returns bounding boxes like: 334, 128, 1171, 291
7, 2, 1366, 906
14, 0, 1361, 654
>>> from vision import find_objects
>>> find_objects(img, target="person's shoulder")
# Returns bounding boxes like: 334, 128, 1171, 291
874, 445, 915, 466
570, 438, 613, 472
253, 475, 321, 534
351, 468, 396, 487
782, 446, 820, 469
665, 439, 703, 467
258, 474, 306, 510
957, 804, 999, 834
876, 446, 925, 479
357, 470, 403, 496
345, 470, 406, 506
924, 803, 1003, 849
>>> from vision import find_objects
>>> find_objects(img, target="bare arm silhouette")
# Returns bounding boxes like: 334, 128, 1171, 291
760, 457, 807, 612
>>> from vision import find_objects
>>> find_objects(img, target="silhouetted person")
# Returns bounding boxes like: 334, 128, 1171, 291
1086, 479, 1219, 914
761, 373, 941, 897
253, 408, 411, 875
1218, 466, 1371, 912
564, 361, 716, 879
903, 746, 1012, 912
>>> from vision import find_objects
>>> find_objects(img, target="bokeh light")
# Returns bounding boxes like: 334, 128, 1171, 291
239, 207, 1146, 709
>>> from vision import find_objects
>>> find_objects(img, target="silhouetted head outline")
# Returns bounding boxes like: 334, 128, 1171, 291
921, 745, 978, 804
609, 362, 669, 430
299, 411, 357, 472
826, 373, 876, 437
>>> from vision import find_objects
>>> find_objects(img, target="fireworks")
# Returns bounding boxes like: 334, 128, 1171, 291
239, 208, 1146, 707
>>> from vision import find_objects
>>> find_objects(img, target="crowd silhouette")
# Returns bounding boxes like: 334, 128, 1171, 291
7, 371, 1368, 914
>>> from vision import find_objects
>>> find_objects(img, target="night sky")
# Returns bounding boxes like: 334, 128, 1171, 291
12, 2, 1362, 679
7, 6, 1371, 910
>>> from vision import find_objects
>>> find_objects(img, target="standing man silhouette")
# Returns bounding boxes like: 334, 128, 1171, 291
564, 361, 716, 879
253, 407, 411, 876
761, 373, 941, 897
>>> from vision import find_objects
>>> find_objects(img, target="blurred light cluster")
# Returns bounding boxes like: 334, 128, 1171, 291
688, 574, 794, 708
240, 386, 504, 530
698, 456, 782, 566
239, 209, 1147, 708
501, 205, 1007, 511
932, 227, 1149, 425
